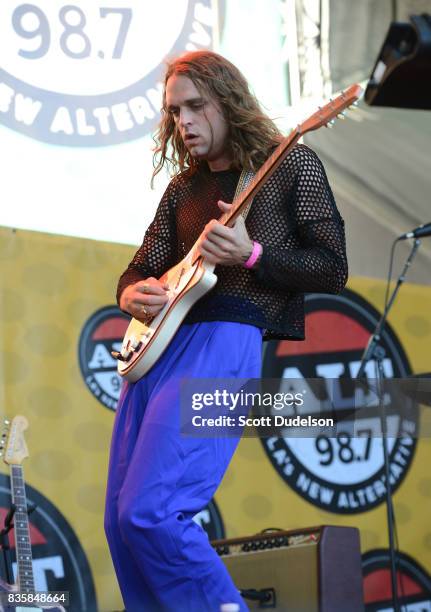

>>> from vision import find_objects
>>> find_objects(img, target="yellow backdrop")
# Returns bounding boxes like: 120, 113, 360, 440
1, 226, 430, 611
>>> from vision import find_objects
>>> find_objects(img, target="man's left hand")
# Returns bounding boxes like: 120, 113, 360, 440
197, 200, 253, 265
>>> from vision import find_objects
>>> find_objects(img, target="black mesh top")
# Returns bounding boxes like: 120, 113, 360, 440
117, 144, 348, 340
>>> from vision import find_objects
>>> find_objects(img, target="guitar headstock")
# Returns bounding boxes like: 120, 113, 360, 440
299, 84, 363, 135
0, 415, 29, 466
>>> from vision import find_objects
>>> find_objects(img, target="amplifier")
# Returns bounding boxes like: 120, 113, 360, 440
212, 525, 364, 612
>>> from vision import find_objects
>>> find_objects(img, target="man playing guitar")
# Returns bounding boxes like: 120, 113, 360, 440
104, 50, 348, 612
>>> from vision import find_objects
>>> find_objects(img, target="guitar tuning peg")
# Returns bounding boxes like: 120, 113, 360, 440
338, 111, 347, 120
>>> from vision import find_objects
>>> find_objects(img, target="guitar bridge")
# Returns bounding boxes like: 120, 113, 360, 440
111, 350, 132, 362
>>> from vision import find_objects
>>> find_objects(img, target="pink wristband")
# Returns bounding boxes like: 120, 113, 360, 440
244, 240, 262, 269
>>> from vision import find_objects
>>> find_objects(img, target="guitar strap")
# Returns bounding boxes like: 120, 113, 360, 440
233, 169, 255, 221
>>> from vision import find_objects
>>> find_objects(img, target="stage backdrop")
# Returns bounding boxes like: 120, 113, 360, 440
1, 225, 431, 611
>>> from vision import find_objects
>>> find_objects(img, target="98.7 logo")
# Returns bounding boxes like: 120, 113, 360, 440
264, 398, 417, 514
261, 291, 418, 514
11, 4, 132, 60
315, 430, 373, 466
0, 0, 216, 144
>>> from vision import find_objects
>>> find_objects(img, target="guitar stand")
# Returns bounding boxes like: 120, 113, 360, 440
0, 502, 37, 585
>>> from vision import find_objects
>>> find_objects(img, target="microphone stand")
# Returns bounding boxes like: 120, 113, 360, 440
356, 238, 421, 612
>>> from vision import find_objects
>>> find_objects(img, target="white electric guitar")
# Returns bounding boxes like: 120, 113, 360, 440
114, 84, 363, 382
0, 417, 66, 612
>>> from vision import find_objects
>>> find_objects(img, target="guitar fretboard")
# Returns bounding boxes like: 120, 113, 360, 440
223, 127, 301, 226
189, 128, 301, 264
216, 84, 361, 230
10, 464, 35, 593
187, 84, 362, 265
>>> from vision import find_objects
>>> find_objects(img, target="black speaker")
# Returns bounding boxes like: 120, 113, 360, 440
365, 14, 431, 109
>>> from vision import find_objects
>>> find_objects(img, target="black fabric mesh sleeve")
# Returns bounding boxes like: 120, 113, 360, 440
116, 182, 177, 304
251, 146, 348, 293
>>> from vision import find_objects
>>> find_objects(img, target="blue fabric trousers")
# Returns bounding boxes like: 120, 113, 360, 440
104, 321, 262, 612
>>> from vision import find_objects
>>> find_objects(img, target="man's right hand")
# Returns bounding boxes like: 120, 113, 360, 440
120, 278, 170, 320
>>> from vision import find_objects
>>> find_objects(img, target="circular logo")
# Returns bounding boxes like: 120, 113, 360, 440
363, 549, 431, 611
261, 289, 417, 514
0, 0, 221, 146
0, 473, 97, 612
78, 305, 130, 411
193, 499, 225, 541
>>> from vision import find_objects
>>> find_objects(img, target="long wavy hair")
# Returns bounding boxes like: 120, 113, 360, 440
152, 50, 283, 182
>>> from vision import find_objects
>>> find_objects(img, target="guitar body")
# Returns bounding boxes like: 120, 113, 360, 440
0, 578, 65, 612
117, 255, 217, 382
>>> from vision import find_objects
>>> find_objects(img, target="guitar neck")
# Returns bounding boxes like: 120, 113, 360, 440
188, 128, 301, 264
186, 83, 362, 263
221, 127, 302, 226
10, 465, 35, 592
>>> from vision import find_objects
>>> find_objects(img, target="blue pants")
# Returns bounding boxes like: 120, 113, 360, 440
104, 321, 262, 612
